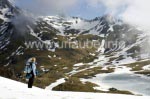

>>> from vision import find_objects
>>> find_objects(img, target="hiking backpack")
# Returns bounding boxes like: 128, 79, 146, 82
24, 61, 33, 74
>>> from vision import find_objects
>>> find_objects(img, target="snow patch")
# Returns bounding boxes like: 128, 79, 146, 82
46, 78, 65, 90
143, 65, 150, 70
74, 63, 84, 67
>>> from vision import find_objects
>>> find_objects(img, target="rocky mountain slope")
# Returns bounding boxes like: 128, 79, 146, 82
0, 0, 150, 95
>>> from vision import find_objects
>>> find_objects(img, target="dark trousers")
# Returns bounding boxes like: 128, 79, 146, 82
28, 71, 34, 88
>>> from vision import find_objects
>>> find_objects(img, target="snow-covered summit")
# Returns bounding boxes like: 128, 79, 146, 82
40, 14, 121, 36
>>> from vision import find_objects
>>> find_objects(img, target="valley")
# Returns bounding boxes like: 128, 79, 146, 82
0, 0, 150, 96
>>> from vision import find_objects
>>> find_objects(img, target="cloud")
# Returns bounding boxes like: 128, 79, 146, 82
87, 0, 130, 15
87, 0, 150, 32
120, 0, 150, 31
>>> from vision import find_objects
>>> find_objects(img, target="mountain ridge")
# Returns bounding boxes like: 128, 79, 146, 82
0, 0, 150, 95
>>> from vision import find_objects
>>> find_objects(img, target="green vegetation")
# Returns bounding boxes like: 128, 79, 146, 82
124, 60, 150, 71
4, 34, 101, 88
76, 34, 103, 41
53, 77, 98, 92
107, 88, 134, 95
73, 67, 114, 78
0, 18, 3, 24
0, 67, 14, 79
0, 18, 140, 95
17, 46, 98, 88
53, 77, 133, 95
135, 71, 150, 76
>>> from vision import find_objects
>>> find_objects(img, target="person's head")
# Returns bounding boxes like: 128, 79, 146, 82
31, 57, 36, 62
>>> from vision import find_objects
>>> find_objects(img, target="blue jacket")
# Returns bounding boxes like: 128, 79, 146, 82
31, 62, 37, 76
25, 60, 37, 76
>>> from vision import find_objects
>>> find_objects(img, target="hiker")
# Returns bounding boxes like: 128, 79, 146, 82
24, 57, 37, 88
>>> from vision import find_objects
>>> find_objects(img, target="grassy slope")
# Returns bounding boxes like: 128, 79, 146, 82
4, 34, 101, 88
